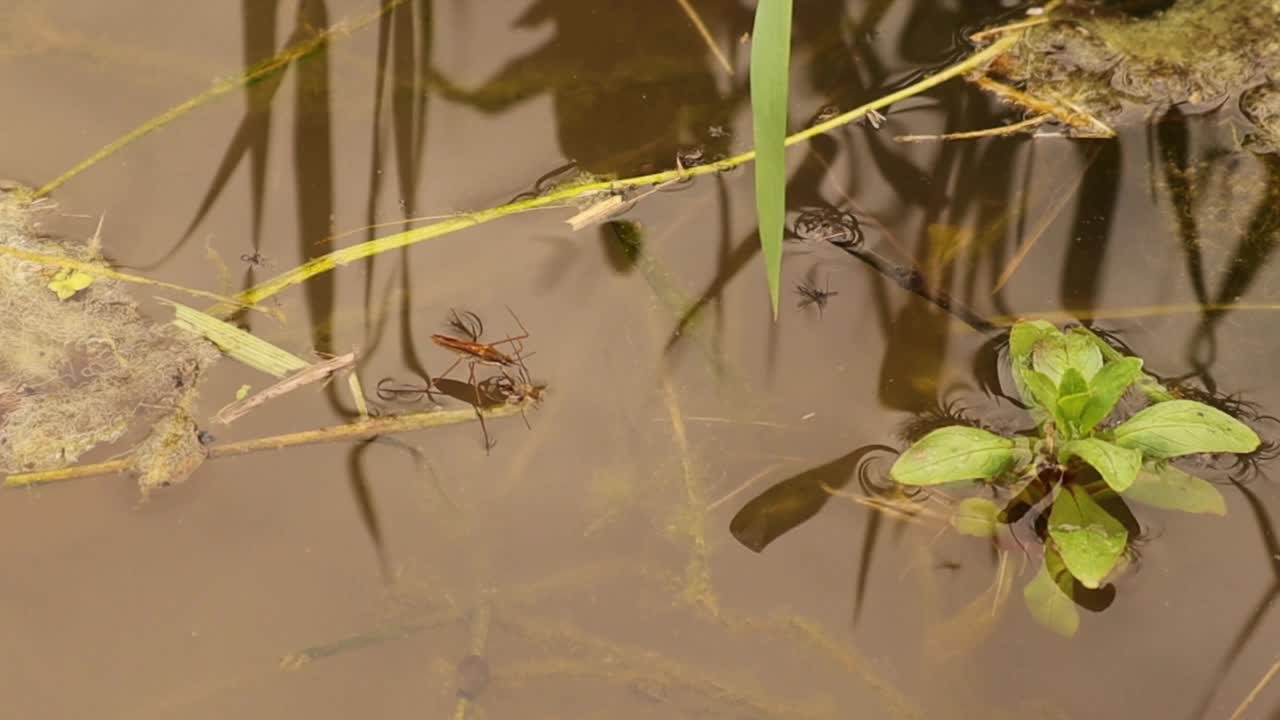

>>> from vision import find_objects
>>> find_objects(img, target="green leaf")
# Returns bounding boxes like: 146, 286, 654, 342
1111, 400, 1261, 459
1033, 332, 1103, 385
1009, 320, 1060, 369
1056, 368, 1090, 427
1020, 368, 1060, 416
890, 426, 1020, 486
1069, 327, 1175, 403
1064, 438, 1142, 493
1023, 546, 1079, 637
1030, 333, 1069, 385
1078, 357, 1142, 432
749, 0, 792, 319
1065, 333, 1104, 381
1048, 484, 1128, 589
950, 497, 1001, 537
1124, 463, 1227, 516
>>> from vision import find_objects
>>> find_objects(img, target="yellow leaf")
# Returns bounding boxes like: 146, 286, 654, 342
235, 384, 252, 401
47, 268, 95, 300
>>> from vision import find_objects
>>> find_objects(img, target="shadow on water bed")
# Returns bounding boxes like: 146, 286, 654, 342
1, 0, 1280, 718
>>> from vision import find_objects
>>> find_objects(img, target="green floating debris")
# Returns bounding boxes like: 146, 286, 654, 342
162, 299, 307, 378
47, 268, 95, 300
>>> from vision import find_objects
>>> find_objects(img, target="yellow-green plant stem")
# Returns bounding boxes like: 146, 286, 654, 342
3, 399, 535, 488
0, 244, 268, 313
229, 32, 1024, 310
32, 0, 407, 199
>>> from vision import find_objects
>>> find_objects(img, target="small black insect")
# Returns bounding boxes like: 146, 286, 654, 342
240, 250, 272, 267
795, 279, 838, 315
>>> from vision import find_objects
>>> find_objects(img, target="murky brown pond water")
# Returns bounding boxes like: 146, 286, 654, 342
2, 1, 1279, 718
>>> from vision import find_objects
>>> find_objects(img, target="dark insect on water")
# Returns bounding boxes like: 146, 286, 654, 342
795, 279, 838, 315
240, 250, 272, 267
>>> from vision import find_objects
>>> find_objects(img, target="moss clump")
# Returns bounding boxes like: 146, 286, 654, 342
987, 0, 1280, 147
1240, 81, 1280, 154
0, 184, 218, 480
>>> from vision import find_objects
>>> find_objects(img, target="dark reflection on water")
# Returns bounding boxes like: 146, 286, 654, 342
3, 0, 1280, 718
433, 0, 749, 176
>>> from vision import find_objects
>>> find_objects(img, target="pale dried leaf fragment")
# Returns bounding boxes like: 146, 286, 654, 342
566, 195, 627, 231
214, 351, 356, 424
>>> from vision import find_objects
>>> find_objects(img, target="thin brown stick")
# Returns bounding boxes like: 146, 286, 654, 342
1229, 656, 1280, 720
895, 114, 1050, 143
991, 146, 1095, 293
4, 399, 537, 488
214, 351, 356, 424
707, 462, 783, 512
212, 401, 535, 458
675, 0, 733, 75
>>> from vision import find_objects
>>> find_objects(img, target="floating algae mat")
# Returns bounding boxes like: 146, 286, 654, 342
0, 184, 218, 488
986, 0, 1280, 149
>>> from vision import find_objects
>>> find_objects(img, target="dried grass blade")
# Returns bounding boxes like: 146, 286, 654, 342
214, 351, 356, 424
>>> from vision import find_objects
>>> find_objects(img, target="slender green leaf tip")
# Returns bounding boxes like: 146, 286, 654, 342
749, 0, 793, 319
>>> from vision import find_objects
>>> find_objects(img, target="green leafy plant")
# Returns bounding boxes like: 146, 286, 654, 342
890, 320, 1260, 635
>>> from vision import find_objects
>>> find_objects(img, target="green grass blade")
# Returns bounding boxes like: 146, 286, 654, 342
162, 299, 308, 378
750, 0, 792, 319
